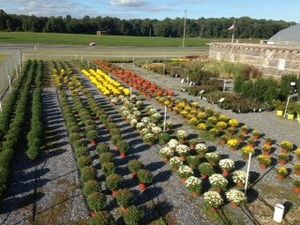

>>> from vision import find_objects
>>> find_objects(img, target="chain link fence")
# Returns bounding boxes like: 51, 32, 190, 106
0, 50, 22, 110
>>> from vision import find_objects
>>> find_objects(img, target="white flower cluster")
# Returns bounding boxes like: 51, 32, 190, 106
178, 165, 194, 177
168, 139, 179, 149
209, 174, 228, 188
219, 159, 235, 171
226, 189, 247, 204
151, 126, 162, 134
232, 170, 247, 184
177, 130, 188, 139
130, 119, 138, 127
195, 143, 207, 153
205, 153, 220, 161
136, 122, 146, 130
148, 107, 157, 114
203, 191, 223, 208
111, 97, 118, 104
175, 144, 190, 156
185, 176, 202, 188
141, 117, 150, 124
169, 156, 183, 168
159, 147, 174, 158
144, 133, 155, 141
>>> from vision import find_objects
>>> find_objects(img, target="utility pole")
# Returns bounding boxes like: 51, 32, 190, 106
182, 9, 187, 48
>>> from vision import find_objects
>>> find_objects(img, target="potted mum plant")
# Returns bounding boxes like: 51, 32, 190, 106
219, 135, 227, 146
169, 156, 183, 171
175, 144, 190, 161
87, 130, 98, 146
293, 180, 300, 194
128, 160, 144, 179
295, 163, 300, 176
205, 152, 221, 166
241, 145, 255, 160
186, 155, 201, 170
276, 166, 288, 181
159, 147, 174, 162
158, 132, 171, 145
195, 143, 208, 158
264, 138, 273, 146
116, 189, 133, 212
232, 170, 247, 189
189, 138, 199, 150
262, 144, 272, 156
257, 155, 272, 170
209, 173, 228, 193
280, 140, 294, 153
295, 149, 300, 160
198, 163, 214, 179
241, 125, 249, 135
278, 153, 290, 165
227, 138, 240, 150
176, 130, 188, 143
177, 165, 194, 184
168, 139, 179, 149
252, 130, 261, 141
203, 191, 223, 212
226, 189, 247, 209
143, 133, 156, 146
219, 159, 235, 177
137, 169, 153, 191
106, 174, 123, 197
228, 118, 239, 128
185, 176, 203, 197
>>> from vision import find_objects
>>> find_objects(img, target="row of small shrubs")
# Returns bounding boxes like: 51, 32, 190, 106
27, 61, 45, 160
0, 60, 37, 198
0, 60, 31, 136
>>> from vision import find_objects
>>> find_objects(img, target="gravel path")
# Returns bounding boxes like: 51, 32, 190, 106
119, 63, 300, 148
0, 80, 89, 224
81, 75, 220, 225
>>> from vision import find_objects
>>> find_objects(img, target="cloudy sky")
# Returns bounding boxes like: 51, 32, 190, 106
1, 0, 299, 21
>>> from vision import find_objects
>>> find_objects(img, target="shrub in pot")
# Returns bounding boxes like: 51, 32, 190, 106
106, 174, 122, 196
87, 192, 107, 212
80, 166, 96, 183
90, 211, 116, 225
198, 162, 214, 179
97, 143, 110, 154
77, 155, 92, 168
117, 141, 130, 158
137, 169, 153, 191
116, 189, 133, 210
87, 130, 98, 145
102, 162, 116, 176
158, 132, 171, 145
122, 206, 144, 225
75, 146, 88, 158
128, 160, 144, 179
83, 180, 101, 197
100, 152, 114, 164
186, 155, 200, 170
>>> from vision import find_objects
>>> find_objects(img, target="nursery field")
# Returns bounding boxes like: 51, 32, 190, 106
0, 57, 299, 225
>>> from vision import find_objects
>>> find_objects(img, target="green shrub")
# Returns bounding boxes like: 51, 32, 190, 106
86, 130, 98, 142
198, 163, 214, 177
186, 155, 200, 169
75, 146, 88, 157
100, 152, 114, 164
106, 174, 122, 191
90, 211, 116, 225
83, 180, 101, 197
102, 162, 116, 176
97, 144, 110, 154
80, 166, 96, 183
117, 141, 130, 154
158, 132, 171, 145
123, 206, 144, 225
128, 160, 144, 174
116, 189, 133, 208
137, 169, 153, 184
87, 192, 107, 212
77, 156, 92, 168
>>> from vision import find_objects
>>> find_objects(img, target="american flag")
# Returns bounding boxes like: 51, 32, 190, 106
228, 23, 236, 31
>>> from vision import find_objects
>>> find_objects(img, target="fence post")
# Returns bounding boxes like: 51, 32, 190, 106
0, 100, 2, 112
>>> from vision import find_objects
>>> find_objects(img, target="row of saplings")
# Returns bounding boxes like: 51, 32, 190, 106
56, 74, 154, 225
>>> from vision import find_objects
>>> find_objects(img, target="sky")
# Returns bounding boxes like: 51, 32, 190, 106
0, 0, 299, 22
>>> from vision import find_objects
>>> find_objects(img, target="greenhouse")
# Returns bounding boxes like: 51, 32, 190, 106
268, 24, 300, 44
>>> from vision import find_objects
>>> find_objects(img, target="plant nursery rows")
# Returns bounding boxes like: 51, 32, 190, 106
0, 59, 299, 225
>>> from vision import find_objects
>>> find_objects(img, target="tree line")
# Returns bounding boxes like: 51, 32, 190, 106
0, 9, 295, 38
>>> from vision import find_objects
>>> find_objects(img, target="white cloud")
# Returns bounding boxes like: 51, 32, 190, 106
110, 0, 147, 7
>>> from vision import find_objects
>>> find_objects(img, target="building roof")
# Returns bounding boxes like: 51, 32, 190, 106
268, 24, 300, 44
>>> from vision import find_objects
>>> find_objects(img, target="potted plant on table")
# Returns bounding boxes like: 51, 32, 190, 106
276, 166, 288, 180
226, 189, 247, 209
198, 162, 214, 179
128, 160, 144, 179
219, 159, 235, 177
203, 191, 223, 212
209, 174, 228, 193
106, 173, 123, 197
185, 176, 203, 197
232, 170, 247, 189
257, 155, 272, 170
177, 165, 194, 184
137, 169, 153, 191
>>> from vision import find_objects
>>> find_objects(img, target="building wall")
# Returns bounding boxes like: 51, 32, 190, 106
209, 43, 300, 78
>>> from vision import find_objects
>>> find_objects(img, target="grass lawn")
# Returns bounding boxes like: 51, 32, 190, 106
0, 32, 258, 47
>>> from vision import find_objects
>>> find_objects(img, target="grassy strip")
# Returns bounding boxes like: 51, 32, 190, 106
0, 60, 36, 197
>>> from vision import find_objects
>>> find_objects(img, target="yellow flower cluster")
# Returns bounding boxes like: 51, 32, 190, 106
82, 69, 130, 96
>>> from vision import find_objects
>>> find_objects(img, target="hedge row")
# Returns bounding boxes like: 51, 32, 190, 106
0, 60, 36, 197
27, 61, 44, 160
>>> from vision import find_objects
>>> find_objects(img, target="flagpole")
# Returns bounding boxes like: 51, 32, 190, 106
231, 31, 235, 44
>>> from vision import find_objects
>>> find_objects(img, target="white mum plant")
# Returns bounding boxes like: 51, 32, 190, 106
232, 170, 247, 184
151, 126, 162, 135
195, 143, 207, 153
130, 119, 138, 127
176, 130, 188, 140
185, 176, 202, 194
226, 189, 247, 204
219, 159, 235, 172
140, 128, 150, 136
209, 174, 228, 190
177, 165, 194, 179
168, 139, 179, 149
175, 144, 190, 156
203, 191, 223, 209
141, 117, 150, 124
169, 156, 183, 169
159, 147, 174, 159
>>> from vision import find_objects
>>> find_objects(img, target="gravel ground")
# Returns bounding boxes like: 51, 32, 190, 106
0, 81, 89, 224
112, 63, 300, 225
81, 75, 220, 225
119, 63, 300, 148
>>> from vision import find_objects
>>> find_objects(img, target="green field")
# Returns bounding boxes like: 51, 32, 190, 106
0, 32, 258, 47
